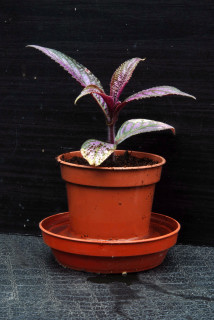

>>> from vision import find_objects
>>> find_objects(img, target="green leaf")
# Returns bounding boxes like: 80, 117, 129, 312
81, 139, 116, 166
115, 119, 175, 145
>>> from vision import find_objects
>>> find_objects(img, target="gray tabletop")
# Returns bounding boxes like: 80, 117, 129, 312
0, 234, 213, 320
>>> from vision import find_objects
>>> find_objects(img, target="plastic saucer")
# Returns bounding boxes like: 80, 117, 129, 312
40, 212, 180, 274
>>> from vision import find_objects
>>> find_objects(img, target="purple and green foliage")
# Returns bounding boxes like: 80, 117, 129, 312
28, 45, 196, 166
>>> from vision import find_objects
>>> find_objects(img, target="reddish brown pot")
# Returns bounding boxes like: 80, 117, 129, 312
40, 212, 180, 273
56, 150, 166, 240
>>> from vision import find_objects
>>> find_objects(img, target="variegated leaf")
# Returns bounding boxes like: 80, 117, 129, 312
124, 86, 196, 103
81, 139, 116, 166
27, 45, 102, 86
27, 45, 110, 120
115, 119, 175, 145
75, 85, 115, 110
110, 58, 145, 102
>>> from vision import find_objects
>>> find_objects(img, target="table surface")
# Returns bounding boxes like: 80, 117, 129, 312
0, 234, 213, 320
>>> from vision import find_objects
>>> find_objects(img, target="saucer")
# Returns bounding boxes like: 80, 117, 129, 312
40, 212, 180, 274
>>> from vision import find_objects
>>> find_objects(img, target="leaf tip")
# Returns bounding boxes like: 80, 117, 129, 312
26, 44, 37, 49
74, 97, 79, 105
182, 90, 196, 100
171, 127, 176, 135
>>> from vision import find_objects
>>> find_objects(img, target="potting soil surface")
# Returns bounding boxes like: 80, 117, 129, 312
0, 234, 213, 320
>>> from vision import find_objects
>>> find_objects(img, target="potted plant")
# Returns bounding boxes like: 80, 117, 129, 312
28, 45, 195, 273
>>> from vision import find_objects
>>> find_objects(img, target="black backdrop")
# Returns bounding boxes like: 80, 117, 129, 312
0, 0, 213, 245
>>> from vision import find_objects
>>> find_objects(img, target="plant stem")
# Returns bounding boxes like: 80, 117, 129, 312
108, 123, 115, 144
108, 123, 116, 162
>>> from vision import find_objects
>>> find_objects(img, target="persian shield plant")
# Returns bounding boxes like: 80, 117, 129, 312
28, 45, 196, 166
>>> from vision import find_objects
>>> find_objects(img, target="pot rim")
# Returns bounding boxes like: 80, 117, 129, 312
56, 150, 166, 171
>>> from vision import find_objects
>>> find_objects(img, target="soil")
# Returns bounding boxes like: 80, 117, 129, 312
64, 151, 158, 167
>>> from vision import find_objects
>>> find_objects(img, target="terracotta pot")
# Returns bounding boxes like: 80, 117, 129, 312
56, 150, 166, 240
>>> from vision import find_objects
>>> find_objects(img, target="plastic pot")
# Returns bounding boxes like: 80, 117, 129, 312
56, 150, 166, 240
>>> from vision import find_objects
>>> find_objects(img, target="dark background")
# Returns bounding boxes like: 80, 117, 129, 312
0, 0, 213, 245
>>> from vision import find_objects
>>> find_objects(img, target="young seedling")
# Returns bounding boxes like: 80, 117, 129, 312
27, 45, 196, 166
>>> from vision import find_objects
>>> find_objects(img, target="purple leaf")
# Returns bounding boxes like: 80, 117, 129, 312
81, 139, 116, 166
27, 45, 102, 87
110, 58, 145, 102
75, 85, 114, 114
124, 86, 196, 103
115, 119, 175, 145
27, 45, 109, 120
